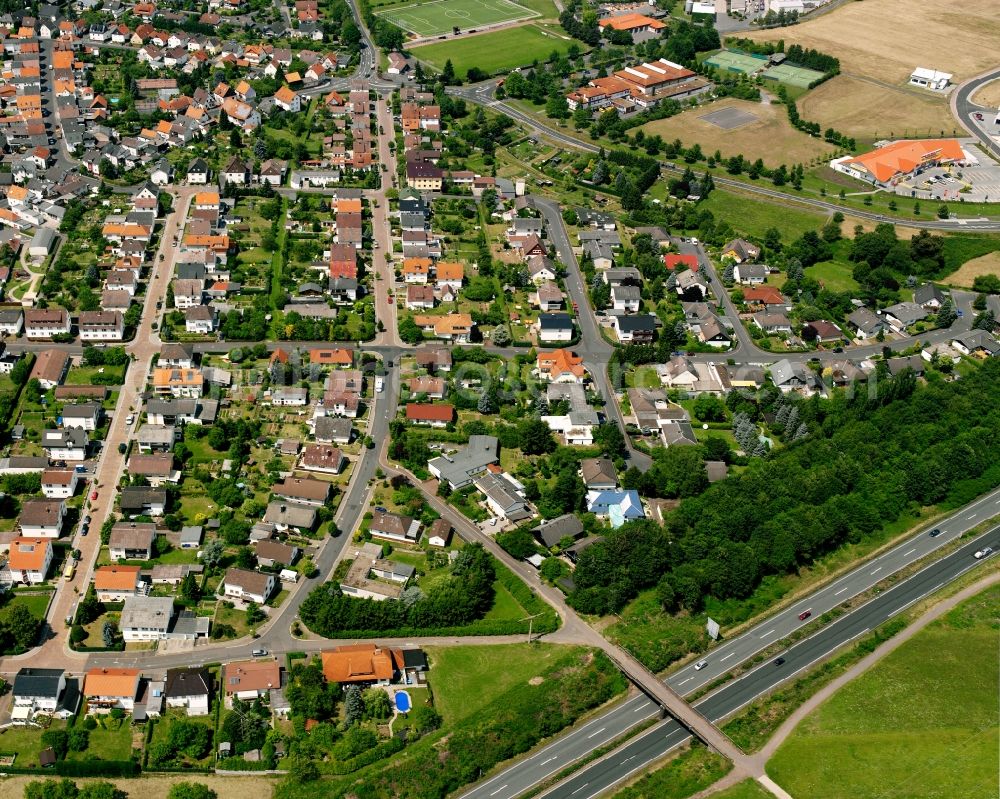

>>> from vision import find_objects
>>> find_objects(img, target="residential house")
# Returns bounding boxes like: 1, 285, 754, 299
298, 444, 346, 474
537, 313, 574, 342
19, 500, 65, 538
533, 513, 585, 549
585, 490, 644, 527
41, 469, 78, 500
41, 429, 88, 461
272, 477, 331, 506
29, 349, 69, 389
83, 668, 141, 712
222, 568, 276, 604
61, 402, 102, 431
847, 307, 885, 340
580, 457, 617, 490
94, 565, 143, 602
11, 669, 76, 722
120, 487, 167, 517
263, 501, 316, 534
7, 537, 53, 584
427, 435, 499, 489
536, 348, 586, 383
120, 596, 175, 641
369, 511, 421, 544
223, 659, 281, 703
612, 315, 656, 343
108, 523, 156, 561
721, 238, 761, 263
320, 644, 402, 686
405, 403, 453, 428
426, 518, 451, 548
254, 540, 300, 569
733, 263, 768, 286
164, 668, 210, 716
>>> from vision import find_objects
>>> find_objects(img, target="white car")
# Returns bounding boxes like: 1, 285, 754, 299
694, 660, 708, 671
973, 547, 993, 559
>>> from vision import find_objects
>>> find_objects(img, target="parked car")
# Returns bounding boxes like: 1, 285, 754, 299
90, 491, 98, 501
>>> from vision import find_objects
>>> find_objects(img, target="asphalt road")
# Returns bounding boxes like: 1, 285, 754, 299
952, 69, 1000, 162
460, 487, 1000, 799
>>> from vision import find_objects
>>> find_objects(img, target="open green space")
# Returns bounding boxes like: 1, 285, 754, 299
411, 23, 582, 77
375, 0, 539, 37
694, 188, 827, 240
712, 780, 773, 799
768, 585, 999, 799
611, 743, 731, 799
68, 715, 133, 761
805, 251, 860, 293
0, 722, 64, 766
426, 643, 588, 725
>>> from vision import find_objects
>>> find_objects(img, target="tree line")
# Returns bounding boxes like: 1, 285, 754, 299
570, 361, 1000, 615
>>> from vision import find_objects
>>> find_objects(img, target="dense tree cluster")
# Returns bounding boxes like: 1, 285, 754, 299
571, 363, 1000, 615
300, 545, 496, 635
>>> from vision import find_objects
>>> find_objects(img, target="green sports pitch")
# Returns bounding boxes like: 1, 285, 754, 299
374, 0, 540, 37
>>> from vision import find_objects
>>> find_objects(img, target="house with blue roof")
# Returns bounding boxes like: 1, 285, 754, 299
586, 490, 645, 528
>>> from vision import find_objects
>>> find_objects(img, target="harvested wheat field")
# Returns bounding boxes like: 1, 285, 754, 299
799, 76, 958, 144
944, 251, 1000, 288
841, 215, 917, 240
971, 80, 1000, 110
744, 0, 1000, 84
0, 775, 277, 799
641, 98, 836, 167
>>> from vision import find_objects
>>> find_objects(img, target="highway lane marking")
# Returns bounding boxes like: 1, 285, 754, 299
870, 567, 882, 575
586, 728, 606, 739
759, 628, 776, 638
720, 652, 735, 662
633, 705, 647, 712
834, 587, 850, 596
903, 548, 916, 557
541, 757, 557, 766
489, 786, 508, 797
678, 677, 693, 685
570, 784, 589, 795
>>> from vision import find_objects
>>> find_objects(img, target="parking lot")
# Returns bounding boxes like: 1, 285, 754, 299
895, 144, 1000, 203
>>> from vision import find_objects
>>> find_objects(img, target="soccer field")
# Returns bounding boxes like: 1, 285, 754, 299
374, 0, 539, 37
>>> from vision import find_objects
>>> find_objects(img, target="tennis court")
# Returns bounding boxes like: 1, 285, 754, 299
761, 63, 826, 88
704, 50, 769, 75
375, 0, 539, 37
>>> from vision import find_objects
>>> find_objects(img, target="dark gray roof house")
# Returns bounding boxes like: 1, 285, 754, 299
533, 513, 585, 548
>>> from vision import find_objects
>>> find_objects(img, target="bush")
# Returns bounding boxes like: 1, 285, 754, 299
67, 728, 89, 753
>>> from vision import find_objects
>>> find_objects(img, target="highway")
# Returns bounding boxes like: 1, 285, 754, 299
459, 487, 1000, 799
542, 529, 999, 799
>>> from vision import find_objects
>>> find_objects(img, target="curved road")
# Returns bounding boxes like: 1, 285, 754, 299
951, 68, 1000, 162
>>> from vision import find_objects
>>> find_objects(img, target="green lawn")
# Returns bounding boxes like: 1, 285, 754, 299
483, 580, 526, 621
149, 710, 217, 767
426, 643, 588, 725
8, 590, 53, 620
375, 0, 540, 37
0, 722, 64, 765
805, 260, 860, 293
64, 365, 126, 385
611, 744, 731, 799
68, 715, 133, 761
411, 23, 583, 78
695, 188, 827, 240
767, 585, 999, 799
712, 780, 773, 799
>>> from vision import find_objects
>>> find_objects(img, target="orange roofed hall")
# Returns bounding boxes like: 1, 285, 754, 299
831, 139, 966, 185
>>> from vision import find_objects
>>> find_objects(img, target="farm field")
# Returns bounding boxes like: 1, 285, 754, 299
374, 0, 539, 37
640, 99, 837, 169
410, 23, 580, 77
0, 775, 278, 799
943, 250, 1000, 287
768, 585, 999, 799
799, 76, 957, 144
744, 0, 1000, 84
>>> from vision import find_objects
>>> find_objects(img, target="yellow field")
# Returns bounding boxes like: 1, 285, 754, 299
971, 80, 1000, 110
0, 775, 277, 799
640, 98, 836, 167
799, 76, 957, 143
745, 0, 1000, 84
944, 251, 1000, 287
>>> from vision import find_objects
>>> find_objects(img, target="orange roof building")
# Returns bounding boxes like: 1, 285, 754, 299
599, 13, 666, 32
537, 349, 586, 382
224, 659, 281, 698
84, 668, 141, 706
7, 537, 52, 581
321, 644, 402, 685
336, 198, 362, 213
310, 348, 353, 366
94, 565, 141, 599
833, 139, 966, 185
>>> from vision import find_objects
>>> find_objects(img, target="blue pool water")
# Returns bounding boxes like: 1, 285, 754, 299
395, 690, 411, 713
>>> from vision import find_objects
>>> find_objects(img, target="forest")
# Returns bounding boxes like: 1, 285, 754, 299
570, 361, 1000, 615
